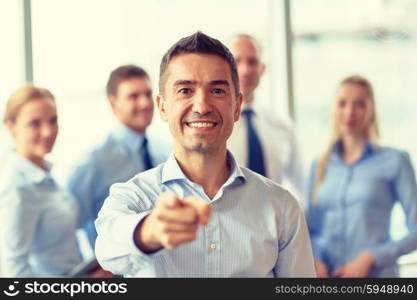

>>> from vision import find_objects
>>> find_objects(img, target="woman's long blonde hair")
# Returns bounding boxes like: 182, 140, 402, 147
313, 75, 380, 200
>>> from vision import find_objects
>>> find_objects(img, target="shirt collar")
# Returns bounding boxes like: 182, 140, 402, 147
10, 152, 53, 185
332, 140, 377, 161
161, 151, 246, 186
111, 122, 145, 154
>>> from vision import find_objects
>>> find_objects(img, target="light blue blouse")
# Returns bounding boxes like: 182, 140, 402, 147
0, 152, 82, 277
306, 142, 417, 277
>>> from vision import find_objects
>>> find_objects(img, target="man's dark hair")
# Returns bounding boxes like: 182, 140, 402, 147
159, 31, 240, 96
106, 64, 149, 96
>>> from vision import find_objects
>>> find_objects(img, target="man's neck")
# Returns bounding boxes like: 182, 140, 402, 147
119, 120, 146, 136
174, 146, 230, 199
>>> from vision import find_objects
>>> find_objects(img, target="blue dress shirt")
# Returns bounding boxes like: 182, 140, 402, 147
66, 123, 170, 246
0, 152, 82, 277
95, 152, 315, 277
306, 142, 417, 277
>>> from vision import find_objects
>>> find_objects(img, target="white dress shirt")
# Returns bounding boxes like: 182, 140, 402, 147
228, 104, 304, 201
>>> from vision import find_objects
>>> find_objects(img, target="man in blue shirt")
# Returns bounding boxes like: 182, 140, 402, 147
66, 65, 169, 247
95, 32, 315, 277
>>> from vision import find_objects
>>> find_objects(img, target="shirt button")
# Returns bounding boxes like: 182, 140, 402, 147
210, 243, 216, 250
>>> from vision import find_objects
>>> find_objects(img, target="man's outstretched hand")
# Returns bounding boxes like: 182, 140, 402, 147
135, 193, 212, 253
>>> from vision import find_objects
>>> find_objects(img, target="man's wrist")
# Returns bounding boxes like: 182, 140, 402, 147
134, 215, 162, 253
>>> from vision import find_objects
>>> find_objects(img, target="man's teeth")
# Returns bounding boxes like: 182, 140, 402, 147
188, 122, 215, 128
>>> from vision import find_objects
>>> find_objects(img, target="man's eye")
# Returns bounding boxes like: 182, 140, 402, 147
212, 88, 225, 94
179, 88, 192, 94
248, 59, 259, 67
338, 100, 346, 108
129, 93, 139, 99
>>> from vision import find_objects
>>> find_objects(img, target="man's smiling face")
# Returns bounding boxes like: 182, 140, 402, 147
157, 53, 242, 154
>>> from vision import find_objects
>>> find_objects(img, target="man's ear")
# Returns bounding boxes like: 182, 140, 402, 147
234, 92, 243, 122
156, 94, 168, 122
108, 95, 117, 112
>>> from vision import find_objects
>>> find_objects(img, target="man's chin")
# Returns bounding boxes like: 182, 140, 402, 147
129, 122, 151, 133
188, 143, 218, 154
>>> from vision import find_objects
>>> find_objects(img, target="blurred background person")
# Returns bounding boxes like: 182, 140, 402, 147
66, 65, 170, 248
0, 84, 83, 277
305, 75, 417, 277
227, 34, 304, 200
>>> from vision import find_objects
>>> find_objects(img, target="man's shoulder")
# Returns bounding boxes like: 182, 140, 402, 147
107, 164, 165, 207
75, 132, 125, 166
240, 166, 292, 196
90, 131, 121, 154
66, 132, 125, 185
238, 166, 302, 212
122, 163, 165, 190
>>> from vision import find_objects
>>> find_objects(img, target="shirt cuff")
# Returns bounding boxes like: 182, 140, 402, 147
124, 212, 166, 270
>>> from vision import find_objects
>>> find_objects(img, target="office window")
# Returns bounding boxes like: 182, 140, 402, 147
0, 0, 26, 276
0, 0, 26, 166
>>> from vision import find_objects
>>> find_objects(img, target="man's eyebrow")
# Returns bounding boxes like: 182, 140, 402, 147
209, 80, 229, 86
173, 80, 197, 86
128, 89, 152, 96
172, 79, 230, 86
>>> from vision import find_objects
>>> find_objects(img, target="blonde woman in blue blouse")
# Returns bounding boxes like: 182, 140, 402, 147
1, 85, 87, 277
306, 75, 417, 277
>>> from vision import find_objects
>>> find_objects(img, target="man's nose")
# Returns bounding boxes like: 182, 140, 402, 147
136, 96, 153, 110
192, 90, 212, 114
